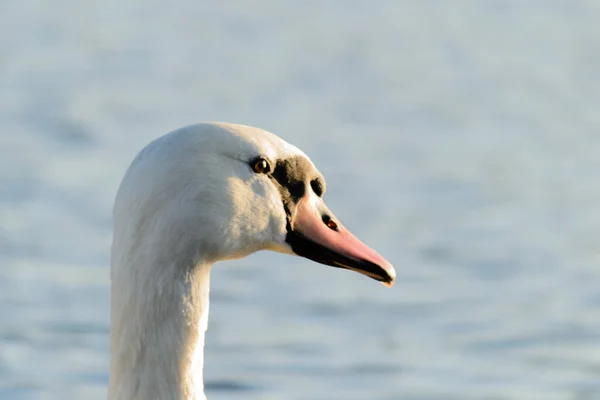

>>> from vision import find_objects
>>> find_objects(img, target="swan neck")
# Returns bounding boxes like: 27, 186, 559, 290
108, 259, 212, 400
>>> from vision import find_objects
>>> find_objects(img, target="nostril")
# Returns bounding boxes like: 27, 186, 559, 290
322, 215, 339, 231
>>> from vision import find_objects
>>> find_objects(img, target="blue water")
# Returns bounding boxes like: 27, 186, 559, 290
1, 1, 600, 399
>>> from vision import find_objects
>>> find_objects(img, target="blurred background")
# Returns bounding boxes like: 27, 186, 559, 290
1, 1, 599, 399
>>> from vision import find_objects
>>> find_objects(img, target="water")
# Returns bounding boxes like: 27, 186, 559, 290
1, 1, 600, 399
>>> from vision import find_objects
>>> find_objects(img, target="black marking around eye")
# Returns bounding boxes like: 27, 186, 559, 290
269, 156, 325, 231
271, 157, 311, 203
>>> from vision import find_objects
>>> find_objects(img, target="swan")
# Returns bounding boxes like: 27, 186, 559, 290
108, 122, 396, 400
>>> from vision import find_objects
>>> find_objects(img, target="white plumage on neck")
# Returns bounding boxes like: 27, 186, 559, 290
109, 260, 210, 400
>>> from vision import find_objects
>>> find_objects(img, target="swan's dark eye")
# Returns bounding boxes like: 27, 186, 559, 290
322, 215, 338, 231
251, 157, 271, 174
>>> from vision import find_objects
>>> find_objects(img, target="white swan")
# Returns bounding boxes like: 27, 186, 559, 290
108, 122, 396, 400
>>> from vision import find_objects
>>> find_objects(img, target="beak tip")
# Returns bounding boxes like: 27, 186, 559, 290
381, 264, 396, 288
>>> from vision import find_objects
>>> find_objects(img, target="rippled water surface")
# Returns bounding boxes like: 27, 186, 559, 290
1, 1, 600, 399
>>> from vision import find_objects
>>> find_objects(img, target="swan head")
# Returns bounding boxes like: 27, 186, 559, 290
114, 122, 395, 286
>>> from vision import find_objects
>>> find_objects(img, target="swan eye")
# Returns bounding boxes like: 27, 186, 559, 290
251, 157, 271, 174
